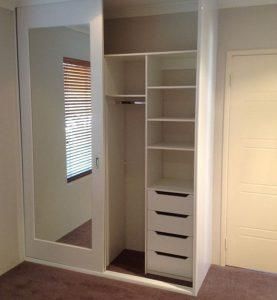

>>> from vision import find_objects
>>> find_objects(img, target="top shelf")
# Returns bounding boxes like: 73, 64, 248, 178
104, 50, 197, 61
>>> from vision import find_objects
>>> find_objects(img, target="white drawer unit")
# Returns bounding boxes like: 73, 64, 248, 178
148, 210, 193, 236
148, 190, 193, 215
147, 250, 193, 279
148, 230, 193, 257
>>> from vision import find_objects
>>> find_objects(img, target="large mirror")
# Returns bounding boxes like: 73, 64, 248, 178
29, 25, 92, 249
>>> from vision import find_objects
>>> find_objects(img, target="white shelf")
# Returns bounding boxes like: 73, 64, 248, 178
106, 94, 146, 98
148, 86, 196, 90
148, 142, 194, 151
104, 50, 197, 59
148, 117, 195, 122
148, 178, 194, 194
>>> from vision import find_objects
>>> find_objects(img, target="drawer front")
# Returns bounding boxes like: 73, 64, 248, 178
148, 231, 193, 257
148, 190, 193, 215
147, 250, 192, 279
148, 210, 193, 236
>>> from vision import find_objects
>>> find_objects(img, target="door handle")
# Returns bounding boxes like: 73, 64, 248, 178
95, 157, 100, 169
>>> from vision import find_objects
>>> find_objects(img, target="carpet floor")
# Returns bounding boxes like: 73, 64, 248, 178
0, 262, 277, 299
57, 219, 92, 249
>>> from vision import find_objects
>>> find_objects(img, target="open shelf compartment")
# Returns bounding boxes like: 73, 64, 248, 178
147, 89, 195, 120
105, 55, 146, 96
147, 52, 197, 88
147, 149, 194, 194
148, 122, 195, 151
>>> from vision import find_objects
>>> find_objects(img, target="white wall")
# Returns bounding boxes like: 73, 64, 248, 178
213, 4, 277, 264
0, 7, 23, 275
29, 27, 92, 242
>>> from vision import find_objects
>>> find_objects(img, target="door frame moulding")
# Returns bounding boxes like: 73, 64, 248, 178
220, 48, 277, 267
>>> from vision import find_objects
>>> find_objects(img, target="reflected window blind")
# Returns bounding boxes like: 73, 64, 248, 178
63, 57, 92, 182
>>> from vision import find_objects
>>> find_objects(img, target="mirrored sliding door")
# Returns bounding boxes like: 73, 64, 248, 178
17, 0, 105, 271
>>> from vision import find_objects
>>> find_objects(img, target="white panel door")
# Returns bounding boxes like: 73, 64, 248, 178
225, 50, 277, 273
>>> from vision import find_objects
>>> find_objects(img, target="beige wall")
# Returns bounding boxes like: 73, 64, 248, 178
29, 27, 92, 242
0, 8, 23, 275
213, 4, 277, 264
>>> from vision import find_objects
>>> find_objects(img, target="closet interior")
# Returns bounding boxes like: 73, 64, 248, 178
105, 2, 198, 288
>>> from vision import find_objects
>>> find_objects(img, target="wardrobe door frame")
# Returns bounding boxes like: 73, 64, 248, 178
17, 0, 106, 272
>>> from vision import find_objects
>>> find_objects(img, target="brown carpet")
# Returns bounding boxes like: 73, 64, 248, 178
107, 249, 145, 276
107, 249, 192, 287
0, 262, 277, 299
57, 219, 92, 248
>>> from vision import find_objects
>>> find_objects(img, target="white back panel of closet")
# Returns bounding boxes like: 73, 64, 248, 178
108, 104, 145, 260
125, 106, 145, 252
105, 56, 145, 95
104, 12, 197, 54
107, 103, 125, 263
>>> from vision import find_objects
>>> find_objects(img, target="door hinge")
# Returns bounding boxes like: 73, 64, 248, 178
229, 74, 232, 87
225, 238, 228, 250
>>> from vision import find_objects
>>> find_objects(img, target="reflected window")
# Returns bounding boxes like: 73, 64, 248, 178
63, 57, 92, 182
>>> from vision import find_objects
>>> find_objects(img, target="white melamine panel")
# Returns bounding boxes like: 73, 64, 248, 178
148, 231, 193, 257
147, 251, 192, 279
104, 12, 198, 54
148, 190, 193, 215
193, 0, 218, 294
148, 211, 193, 236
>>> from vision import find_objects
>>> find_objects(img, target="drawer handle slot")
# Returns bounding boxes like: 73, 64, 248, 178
156, 191, 190, 198
155, 211, 189, 218
155, 251, 188, 260
155, 231, 188, 239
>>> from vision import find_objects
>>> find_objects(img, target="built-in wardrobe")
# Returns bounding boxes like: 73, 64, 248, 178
17, 0, 217, 297
104, 0, 217, 294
